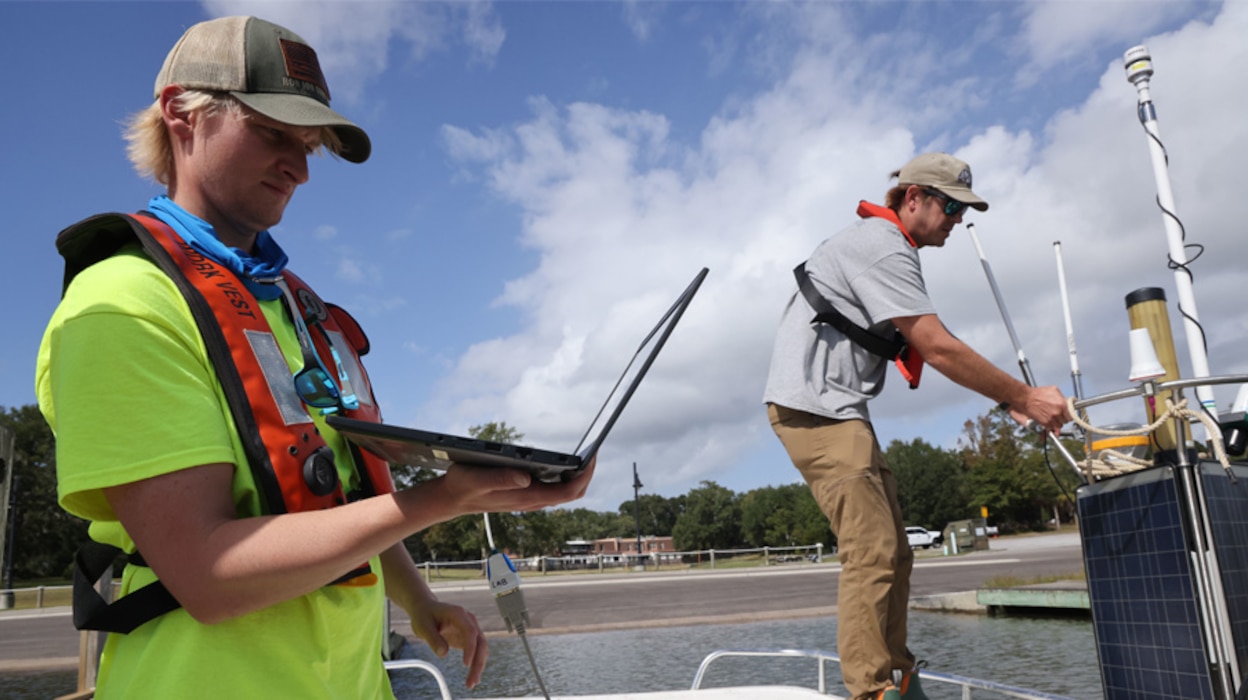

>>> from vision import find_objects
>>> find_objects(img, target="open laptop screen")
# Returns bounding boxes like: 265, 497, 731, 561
328, 267, 708, 482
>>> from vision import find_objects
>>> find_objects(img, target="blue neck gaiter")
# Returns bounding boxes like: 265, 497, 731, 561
147, 194, 289, 301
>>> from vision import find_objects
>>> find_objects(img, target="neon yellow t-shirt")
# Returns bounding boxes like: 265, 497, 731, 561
36, 244, 393, 699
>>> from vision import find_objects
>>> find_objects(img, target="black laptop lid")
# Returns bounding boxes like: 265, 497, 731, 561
327, 267, 708, 482
571, 266, 707, 462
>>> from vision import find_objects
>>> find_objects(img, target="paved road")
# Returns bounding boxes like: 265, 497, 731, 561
0, 533, 1084, 673
418, 534, 1083, 635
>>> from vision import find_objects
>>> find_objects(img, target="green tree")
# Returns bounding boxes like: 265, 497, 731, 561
1045, 434, 1085, 524
408, 421, 525, 561
1, 404, 88, 580
556, 507, 619, 542
790, 484, 835, 548
672, 481, 741, 551
616, 493, 684, 538
885, 437, 968, 530
740, 483, 811, 547
469, 421, 524, 444
511, 509, 563, 556
958, 408, 1063, 531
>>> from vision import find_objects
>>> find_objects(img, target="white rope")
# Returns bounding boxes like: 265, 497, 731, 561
1065, 395, 1232, 480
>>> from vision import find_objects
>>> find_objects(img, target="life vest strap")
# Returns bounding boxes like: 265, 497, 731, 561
72, 541, 180, 635
794, 262, 906, 358
793, 262, 923, 390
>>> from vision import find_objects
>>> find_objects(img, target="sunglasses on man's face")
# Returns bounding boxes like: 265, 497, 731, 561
923, 188, 968, 217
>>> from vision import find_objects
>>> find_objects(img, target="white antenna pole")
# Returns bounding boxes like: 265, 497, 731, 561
1052, 242, 1084, 400
967, 223, 1081, 475
1123, 46, 1216, 414
967, 223, 1030, 382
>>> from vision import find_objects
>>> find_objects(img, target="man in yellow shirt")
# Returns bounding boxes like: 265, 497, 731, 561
37, 16, 593, 698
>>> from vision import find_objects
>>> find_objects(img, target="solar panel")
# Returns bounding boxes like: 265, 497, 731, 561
1199, 463, 1248, 680
1077, 462, 1248, 699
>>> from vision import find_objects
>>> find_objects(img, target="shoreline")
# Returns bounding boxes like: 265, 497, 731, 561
1, 532, 1085, 674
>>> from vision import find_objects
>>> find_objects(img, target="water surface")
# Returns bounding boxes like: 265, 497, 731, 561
3, 612, 1101, 699
392, 612, 1101, 699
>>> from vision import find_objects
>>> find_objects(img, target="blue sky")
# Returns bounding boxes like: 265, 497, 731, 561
3, 0, 1244, 513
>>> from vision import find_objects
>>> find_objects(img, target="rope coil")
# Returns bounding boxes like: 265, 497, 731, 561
1066, 395, 1233, 480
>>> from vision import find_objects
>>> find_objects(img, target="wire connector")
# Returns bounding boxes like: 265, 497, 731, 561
486, 551, 531, 634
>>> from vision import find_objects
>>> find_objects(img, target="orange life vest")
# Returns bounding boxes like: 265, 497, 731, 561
57, 212, 394, 632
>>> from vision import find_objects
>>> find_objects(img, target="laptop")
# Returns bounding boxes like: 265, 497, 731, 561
327, 267, 708, 483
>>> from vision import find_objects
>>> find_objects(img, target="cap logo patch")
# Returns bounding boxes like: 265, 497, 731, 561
279, 38, 330, 99
958, 167, 972, 187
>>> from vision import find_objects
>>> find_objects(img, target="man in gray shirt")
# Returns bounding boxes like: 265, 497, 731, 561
763, 152, 1070, 700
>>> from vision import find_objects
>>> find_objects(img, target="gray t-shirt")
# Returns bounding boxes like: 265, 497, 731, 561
763, 214, 937, 422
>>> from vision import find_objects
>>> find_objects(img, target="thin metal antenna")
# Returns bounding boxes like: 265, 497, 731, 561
966, 223, 1081, 475
967, 223, 1033, 385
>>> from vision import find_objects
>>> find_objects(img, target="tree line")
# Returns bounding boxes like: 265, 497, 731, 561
0, 405, 1081, 582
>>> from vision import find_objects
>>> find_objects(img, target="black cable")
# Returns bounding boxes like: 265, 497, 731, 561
1042, 435, 1076, 510
1138, 107, 1222, 433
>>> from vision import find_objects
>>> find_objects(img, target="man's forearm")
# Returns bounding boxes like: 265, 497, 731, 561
902, 313, 1070, 432
923, 336, 1030, 407
896, 314, 1028, 405
381, 541, 438, 615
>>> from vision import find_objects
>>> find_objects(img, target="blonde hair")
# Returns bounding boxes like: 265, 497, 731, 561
124, 90, 343, 185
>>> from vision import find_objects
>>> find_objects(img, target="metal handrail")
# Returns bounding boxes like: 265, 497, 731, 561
1072, 373, 1248, 411
691, 648, 1076, 700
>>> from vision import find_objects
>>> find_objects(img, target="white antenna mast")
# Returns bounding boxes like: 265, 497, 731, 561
1052, 242, 1084, 401
1123, 46, 1216, 415
967, 223, 1081, 475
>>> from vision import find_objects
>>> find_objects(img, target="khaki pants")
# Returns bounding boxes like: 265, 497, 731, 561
767, 403, 914, 700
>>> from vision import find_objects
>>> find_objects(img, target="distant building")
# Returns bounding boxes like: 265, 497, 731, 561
554, 536, 680, 568
558, 539, 596, 567
561, 539, 595, 556
592, 536, 678, 565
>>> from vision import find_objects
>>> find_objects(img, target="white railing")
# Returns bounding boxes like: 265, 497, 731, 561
691, 649, 1077, 700
0, 544, 833, 611
0, 583, 86, 611
416, 543, 829, 581
383, 649, 1077, 699
384, 659, 455, 700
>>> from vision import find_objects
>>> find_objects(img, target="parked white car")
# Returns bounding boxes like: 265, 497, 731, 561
905, 526, 943, 549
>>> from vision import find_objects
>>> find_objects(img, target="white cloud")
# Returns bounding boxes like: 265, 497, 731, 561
622, 0, 663, 42
203, 0, 505, 101
426, 2, 1248, 508
459, 0, 506, 67
1016, 0, 1209, 81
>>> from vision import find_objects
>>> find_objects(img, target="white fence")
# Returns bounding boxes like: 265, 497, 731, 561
414, 542, 829, 581
0, 543, 833, 611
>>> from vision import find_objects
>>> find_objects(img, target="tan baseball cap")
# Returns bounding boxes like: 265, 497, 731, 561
155, 16, 371, 164
896, 152, 988, 211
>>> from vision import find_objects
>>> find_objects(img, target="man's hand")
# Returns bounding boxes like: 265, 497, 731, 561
436, 458, 596, 516
1007, 385, 1071, 435
408, 599, 489, 689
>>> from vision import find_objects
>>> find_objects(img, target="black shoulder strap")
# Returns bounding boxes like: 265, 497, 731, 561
793, 262, 905, 360
57, 212, 149, 294
58, 213, 192, 632
73, 541, 180, 634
